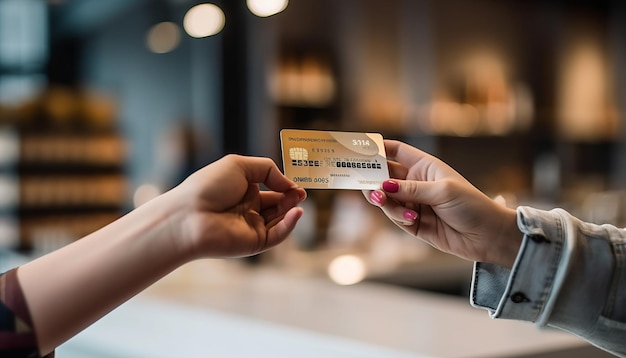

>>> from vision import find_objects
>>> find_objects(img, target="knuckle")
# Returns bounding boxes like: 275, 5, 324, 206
223, 153, 241, 162
439, 178, 455, 194
439, 178, 462, 197
404, 181, 421, 197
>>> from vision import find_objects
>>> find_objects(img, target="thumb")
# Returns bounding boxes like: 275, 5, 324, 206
382, 179, 451, 207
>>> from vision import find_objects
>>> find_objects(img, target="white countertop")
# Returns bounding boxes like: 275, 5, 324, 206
56, 259, 593, 358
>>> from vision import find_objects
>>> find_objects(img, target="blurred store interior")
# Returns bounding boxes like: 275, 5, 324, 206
0, 0, 624, 357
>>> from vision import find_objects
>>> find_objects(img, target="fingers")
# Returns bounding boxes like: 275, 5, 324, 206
232, 155, 298, 193
260, 189, 305, 223
266, 207, 304, 247
380, 197, 418, 226
366, 157, 407, 205
259, 188, 306, 250
384, 140, 462, 183
364, 189, 418, 226
362, 190, 383, 206
384, 140, 432, 166
262, 187, 306, 206
387, 160, 408, 179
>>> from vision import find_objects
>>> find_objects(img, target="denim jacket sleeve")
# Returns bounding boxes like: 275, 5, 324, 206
470, 206, 626, 357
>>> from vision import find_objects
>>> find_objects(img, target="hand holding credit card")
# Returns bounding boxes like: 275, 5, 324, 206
280, 129, 390, 189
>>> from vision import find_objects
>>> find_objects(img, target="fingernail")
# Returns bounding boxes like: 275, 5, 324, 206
382, 180, 399, 193
370, 190, 383, 205
403, 210, 418, 221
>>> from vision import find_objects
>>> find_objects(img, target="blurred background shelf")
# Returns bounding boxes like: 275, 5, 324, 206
0, 86, 128, 252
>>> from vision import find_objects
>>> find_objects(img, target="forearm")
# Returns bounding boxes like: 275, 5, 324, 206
18, 189, 191, 355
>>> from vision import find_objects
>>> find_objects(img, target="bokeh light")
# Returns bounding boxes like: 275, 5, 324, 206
133, 184, 162, 208
247, 0, 289, 17
183, 3, 225, 38
327, 255, 366, 286
146, 22, 181, 54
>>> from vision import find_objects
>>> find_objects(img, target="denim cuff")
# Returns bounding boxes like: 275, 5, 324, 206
470, 206, 566, 324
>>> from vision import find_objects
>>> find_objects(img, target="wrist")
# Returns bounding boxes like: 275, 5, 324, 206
489, 207, 523, 269
131, 187, 196, 265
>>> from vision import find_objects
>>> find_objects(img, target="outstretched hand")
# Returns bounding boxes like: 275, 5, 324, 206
16, 154, 307, 355
173, 154, 306, 259
364, 140, 521, 268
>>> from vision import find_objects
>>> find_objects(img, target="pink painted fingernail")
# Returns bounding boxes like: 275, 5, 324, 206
403, 210, 418, 221
382, 180, 399, 193
370, 190, 383, 206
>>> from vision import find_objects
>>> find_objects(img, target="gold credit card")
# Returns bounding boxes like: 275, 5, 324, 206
280, 129, 389, 189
